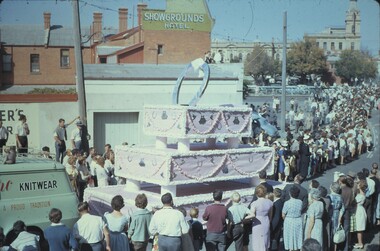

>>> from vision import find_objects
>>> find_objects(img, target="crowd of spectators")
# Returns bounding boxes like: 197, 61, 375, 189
249, 84, 379, 182
1, 83, 379, 251
2, 161, 378, 251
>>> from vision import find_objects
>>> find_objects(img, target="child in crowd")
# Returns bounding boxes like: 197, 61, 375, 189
189, 207, 204, 251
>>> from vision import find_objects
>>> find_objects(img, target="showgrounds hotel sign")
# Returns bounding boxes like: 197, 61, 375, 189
142, 10, 212, 32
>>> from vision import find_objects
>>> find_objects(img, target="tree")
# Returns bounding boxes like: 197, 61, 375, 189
335, 50, 377, 84
287, 39, 328, 84
244, 45, 279, 84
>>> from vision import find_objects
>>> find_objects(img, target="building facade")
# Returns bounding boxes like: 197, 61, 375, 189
94, 0, 214, 65
0, 13, 93, 88
210, 40, 286, 64
304, 0, 361, 70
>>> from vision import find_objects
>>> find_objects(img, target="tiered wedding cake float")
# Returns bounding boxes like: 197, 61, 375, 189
84, 59, 274, 215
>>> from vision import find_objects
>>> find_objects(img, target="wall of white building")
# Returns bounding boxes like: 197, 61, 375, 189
0, 102, 78, 154
85, 77, 242, 151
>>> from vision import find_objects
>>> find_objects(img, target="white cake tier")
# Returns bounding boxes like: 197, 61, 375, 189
143, 105, 252, 139
114, 144, 274, 186
83, 180, 287, 220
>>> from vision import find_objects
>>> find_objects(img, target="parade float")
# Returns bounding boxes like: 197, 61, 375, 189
84, 59, 276, 215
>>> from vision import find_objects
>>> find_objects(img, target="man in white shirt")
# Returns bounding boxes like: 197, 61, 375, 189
71, 121, 83, 151
73, 202, 111, 251
149, 193, 189, 251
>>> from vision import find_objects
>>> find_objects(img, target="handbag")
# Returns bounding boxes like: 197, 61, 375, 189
333, 224, 345, 244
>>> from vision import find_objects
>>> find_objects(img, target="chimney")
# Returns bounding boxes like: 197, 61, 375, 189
43, 12, 51, 30
137, 3, 148, 27
119, 8, 128, 33
93, 12, 103, 42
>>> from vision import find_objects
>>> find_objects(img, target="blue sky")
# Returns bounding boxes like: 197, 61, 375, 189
1, 0, 379, 56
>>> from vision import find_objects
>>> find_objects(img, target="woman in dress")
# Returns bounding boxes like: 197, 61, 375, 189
104, 195, 130, 251
305, 188, 324, 249
245, 184, 273, 251
328, 182, 345, 251
95, 156, 109, 187
65, 156, 78, 193
282, 185, 303, 251
353, 180, 367, 249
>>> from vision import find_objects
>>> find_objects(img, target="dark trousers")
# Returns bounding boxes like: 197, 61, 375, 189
131, 241, 148, 251
157, 235, 181, 251
80, 241, 105, 251
0, 139, 6, 154
17, 136, 28, 154
77, 181, 87, 202
55, 141, 66, 163
205, 232, 226, 251
337, 209, 351, 251
226, 224, 244, 251
364, 197, 373, 228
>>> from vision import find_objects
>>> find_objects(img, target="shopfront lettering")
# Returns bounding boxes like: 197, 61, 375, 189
11, 203, 25, 211
0, 180, 12, 192
19, 180, 58, 191
164, 22, 190, 29
30, 201, 51, 209
144, 12, 205, 23
0, 109, 25, 134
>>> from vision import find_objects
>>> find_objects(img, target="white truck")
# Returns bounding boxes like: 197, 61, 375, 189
0, 156, 79, 248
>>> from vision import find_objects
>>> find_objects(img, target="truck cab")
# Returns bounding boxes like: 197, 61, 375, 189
0, 156, 79, 248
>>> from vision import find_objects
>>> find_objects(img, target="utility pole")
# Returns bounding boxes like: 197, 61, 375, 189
280, 11, 287, 137
72, 0, 87, 125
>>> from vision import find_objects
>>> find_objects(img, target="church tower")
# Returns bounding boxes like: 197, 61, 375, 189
345, 0, 361, 36
345, 0, 361, 50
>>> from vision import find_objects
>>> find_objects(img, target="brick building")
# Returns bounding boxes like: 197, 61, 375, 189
0, 12, 94, 89
94, 0, 214, 64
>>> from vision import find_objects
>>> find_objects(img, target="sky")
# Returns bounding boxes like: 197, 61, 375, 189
1, 0, 379, 56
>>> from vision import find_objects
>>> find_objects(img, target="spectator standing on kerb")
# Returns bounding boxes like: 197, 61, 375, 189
71, 121, 83, 152
0, 121, 9, 154
54, 116, 79, 163
15, 114, 29, 155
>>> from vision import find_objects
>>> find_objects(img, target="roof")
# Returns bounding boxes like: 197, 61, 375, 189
84, 63, 240, 80
0, 156, 64, 173
0, 24, 115, 47
97, 46, 128, 56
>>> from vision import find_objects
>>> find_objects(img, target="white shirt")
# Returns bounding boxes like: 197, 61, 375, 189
0, 126, 9, 140
71, 127, 81, 142
366, 177, 375, 197
16, 122, 29, 136
73, 213, 106, 244
149, 206, 189, 237
96, 165, 109, 187
10, 231, 40, 250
